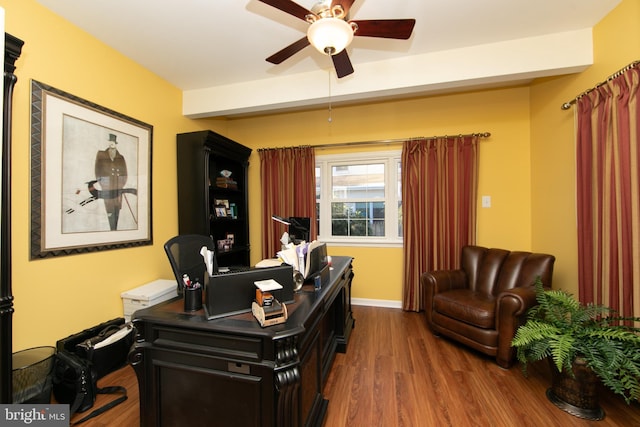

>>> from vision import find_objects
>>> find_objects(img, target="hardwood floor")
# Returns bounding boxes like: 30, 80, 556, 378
76, 305, 640, 426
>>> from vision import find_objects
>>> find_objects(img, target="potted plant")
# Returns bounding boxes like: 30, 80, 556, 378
511, 278, 640, 420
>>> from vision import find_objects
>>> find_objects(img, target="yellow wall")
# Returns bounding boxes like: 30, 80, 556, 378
3, 0, 220, 351
530, 0, 640, 295
225, 87, 533, 302
4, 0, 636, 351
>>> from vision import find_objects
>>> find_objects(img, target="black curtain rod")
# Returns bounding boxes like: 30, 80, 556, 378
561, 60, 640, 110
258, 132, 491, 152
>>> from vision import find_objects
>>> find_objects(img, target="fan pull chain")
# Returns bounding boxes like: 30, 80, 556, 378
328, 67, 333, 123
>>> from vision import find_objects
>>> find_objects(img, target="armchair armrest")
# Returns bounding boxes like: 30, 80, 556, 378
421, 270, 467, 327
497, 286, 538, 318
495, 286, 539, 368
421, 270, 467, 295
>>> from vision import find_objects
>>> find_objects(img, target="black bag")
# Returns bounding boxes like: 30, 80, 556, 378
52, 351, 97, 413
52, 351, 127, 425
57, 318, 135, 379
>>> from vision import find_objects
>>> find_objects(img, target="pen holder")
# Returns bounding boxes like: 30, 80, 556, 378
184, 286, 202, 312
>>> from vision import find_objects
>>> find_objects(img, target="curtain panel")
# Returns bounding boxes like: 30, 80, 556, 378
401, 136, 479, 311
259, 146, 316, 259
576, 66, 640, 318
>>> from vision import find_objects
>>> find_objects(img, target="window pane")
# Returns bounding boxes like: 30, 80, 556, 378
330, 202, 385, 236
332, 218, 348, 236
349, 219, 367, 236
332, 202, 349, 219
371, 202, 385, 219
332, 164, 385, 199
369, 219, 385, 236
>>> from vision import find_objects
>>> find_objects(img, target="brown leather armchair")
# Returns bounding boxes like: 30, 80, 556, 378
421, 245, 555, 368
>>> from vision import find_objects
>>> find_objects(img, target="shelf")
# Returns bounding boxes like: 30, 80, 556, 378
210, 187, 242, 194
177, 130, 252, 267
215, 246, 249, 256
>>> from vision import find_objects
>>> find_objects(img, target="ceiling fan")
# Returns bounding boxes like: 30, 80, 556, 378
258, 0, 416, 78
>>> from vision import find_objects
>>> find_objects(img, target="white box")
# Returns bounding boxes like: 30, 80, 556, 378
121, 279, 178, 321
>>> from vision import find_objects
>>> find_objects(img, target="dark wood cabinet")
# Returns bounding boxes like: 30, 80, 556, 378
131, 256, 354, 427
176, 130, 252, 267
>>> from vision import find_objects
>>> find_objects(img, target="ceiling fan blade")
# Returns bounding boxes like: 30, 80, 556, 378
266, 37, 310, 64
351, 19, 416, 39
332, 50, 354, 78
331, 0, 356, 16
258, 0, 315, 22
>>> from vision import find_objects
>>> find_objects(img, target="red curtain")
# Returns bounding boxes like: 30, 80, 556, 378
576, 65, 640, 318
401, 136, 479, 311
259, 147, 316, 259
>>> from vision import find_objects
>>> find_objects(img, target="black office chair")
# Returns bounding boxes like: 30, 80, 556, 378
164, 234, 216, 295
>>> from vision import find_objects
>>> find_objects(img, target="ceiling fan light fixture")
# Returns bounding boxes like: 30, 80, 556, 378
307, 17, 354, 56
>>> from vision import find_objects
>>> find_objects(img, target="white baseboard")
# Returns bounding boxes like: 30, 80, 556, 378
352, 298, 402, 309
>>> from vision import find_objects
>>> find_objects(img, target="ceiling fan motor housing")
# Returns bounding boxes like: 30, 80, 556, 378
307, 17, 355, 55
308, 1, 346, 20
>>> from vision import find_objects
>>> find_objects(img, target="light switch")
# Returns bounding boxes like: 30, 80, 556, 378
482, 195, 491, 208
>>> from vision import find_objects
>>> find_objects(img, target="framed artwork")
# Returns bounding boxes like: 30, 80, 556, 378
214, 199, 229, 218
30, 80, 153, 259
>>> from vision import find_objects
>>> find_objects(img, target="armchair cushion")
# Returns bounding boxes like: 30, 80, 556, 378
434, 290, 496, 329
422, 245, 555, 368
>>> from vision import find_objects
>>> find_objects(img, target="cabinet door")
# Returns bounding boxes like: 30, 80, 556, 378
296, 305, 327, 427
336, 264, 354, 353
176, 135, 210, 235
151, 350, 274, 427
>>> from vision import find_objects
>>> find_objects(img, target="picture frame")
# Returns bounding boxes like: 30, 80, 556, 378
214, 198, 230, 216
213, 199, 231, 218
214, 199, 229, 209
217, 239, 231, 251
215, 207, 227, 217
30, 80, 153, 259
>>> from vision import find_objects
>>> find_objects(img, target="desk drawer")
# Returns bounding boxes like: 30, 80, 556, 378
152, 325, 264, 363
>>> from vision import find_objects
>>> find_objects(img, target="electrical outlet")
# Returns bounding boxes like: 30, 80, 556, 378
482, 195, 491, 208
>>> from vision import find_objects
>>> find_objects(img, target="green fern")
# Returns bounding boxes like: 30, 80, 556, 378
512, 277, 640, 404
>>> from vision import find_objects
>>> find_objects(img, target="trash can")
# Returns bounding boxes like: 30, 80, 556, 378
12, 346, 56, 404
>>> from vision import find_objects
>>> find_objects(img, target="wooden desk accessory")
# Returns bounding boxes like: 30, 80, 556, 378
253, 279, 288, 327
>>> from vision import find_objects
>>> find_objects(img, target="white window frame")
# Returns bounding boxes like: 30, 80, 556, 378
316, 150, 402, 247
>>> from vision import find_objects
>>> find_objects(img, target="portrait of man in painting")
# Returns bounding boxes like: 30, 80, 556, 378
61, 115, 139, 234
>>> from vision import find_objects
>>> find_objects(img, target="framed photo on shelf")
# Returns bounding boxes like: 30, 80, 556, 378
217, 239, 231, 251
214, 199, 229, 209
226, 233, 234, 245
215, 199, 230, 216
215, 206, 227, 217
30, 80, 153, 259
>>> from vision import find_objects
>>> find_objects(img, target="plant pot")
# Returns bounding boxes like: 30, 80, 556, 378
546, 357, 604, 420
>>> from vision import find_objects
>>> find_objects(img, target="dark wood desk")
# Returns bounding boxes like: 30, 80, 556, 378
130, 256, 354, 427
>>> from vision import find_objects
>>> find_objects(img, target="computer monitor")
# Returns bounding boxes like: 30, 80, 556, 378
305, 242, 328, 281
288, 217, 310, 243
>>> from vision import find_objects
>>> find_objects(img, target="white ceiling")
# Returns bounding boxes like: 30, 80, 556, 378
36, 0, 620, 118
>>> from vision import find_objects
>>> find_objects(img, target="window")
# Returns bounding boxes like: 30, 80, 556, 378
316, 150, 402, 246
